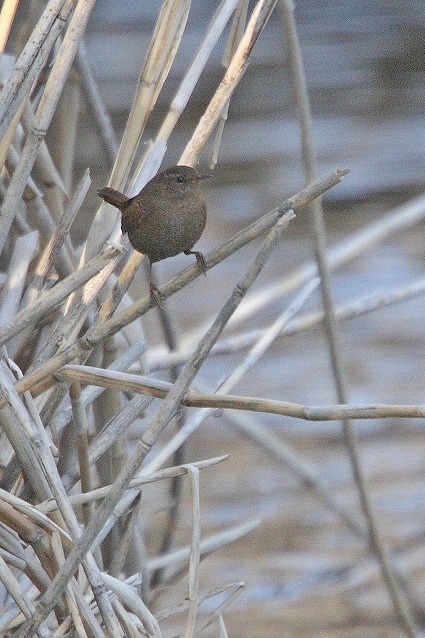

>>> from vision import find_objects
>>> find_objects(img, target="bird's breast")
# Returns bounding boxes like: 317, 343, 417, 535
123, 197, 206, 263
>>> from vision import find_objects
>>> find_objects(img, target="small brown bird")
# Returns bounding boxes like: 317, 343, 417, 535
98, 165, 210, 299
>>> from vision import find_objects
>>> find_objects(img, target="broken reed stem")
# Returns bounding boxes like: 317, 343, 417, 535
138, 0, 240, 186
105, 0, 191, 195
29, 170, 91, 297
37, 456, 229, 513
0, 246, 120, 346
0, 0, 96, 256
0, 232, 39, 327
209, 0, 249, 170
17, 197, 296, 637
181, 0, 278, 166
189, 582, 245, 635
0, 0, 74, 135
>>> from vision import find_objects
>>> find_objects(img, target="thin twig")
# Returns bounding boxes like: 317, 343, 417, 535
56, 365, 425, 421
209, 0, 249, 170
280, 1, 419, 635
193, 583, 245, 636
69, 382, 93, 526
108, 493, 142, 578
143, 275, 425, 372
76, 41, 119, 164
38, 456, 229, 513
28, 169, 90, 295
147, 522, 259, 573
182, 467, 201, 638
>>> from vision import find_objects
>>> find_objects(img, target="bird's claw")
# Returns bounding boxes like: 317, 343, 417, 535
185, 250, 207, 276
150, 282, 164, 308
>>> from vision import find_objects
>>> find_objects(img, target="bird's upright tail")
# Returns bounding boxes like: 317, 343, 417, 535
98, 187, 130, 209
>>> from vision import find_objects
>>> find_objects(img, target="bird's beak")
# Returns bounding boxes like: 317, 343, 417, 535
196, 171, 212, 180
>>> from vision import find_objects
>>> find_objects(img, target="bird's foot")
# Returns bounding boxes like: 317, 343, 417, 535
150, 281, 164, 308
184, 250, 207, 276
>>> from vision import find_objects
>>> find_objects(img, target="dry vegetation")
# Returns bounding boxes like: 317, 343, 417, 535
0, 1, 425, 637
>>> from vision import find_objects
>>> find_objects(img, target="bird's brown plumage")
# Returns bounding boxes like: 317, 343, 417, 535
98, 165, 210, 299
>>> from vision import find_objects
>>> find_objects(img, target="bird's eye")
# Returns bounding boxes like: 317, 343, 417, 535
176, 175, 185, 183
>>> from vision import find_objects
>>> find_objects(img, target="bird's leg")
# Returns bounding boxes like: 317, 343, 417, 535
184, 249, 207, 276
148, 262, 163, 307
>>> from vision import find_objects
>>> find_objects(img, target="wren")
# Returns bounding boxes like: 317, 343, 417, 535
98, 165, 210, 300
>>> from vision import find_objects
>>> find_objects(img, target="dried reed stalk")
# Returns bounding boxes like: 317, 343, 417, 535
0, 0, 424, 636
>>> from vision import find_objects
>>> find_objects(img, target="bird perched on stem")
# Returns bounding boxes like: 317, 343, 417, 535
98, 165, 210, 301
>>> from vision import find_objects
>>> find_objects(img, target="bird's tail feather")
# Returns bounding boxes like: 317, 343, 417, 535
98, 187, 130, 209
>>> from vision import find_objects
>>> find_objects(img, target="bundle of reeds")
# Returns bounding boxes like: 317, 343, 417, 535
0, 1, 424, 637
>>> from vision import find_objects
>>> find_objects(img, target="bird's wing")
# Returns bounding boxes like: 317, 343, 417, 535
121, 196, 161, 234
